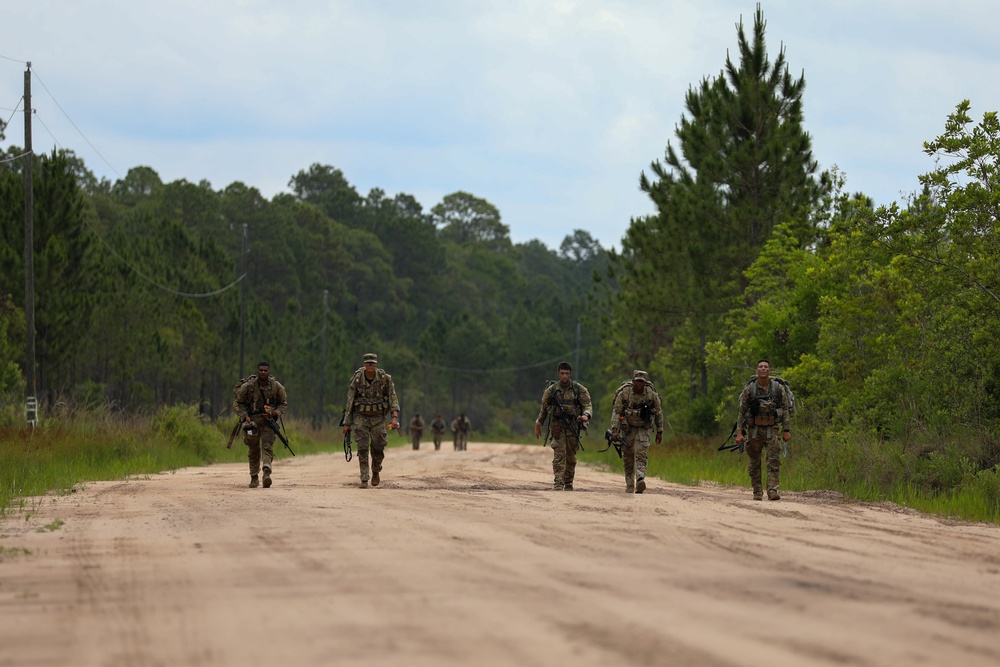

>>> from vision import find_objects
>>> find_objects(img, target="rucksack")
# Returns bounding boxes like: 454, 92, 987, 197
612, 379, 657, 406
743, 375, 795, 415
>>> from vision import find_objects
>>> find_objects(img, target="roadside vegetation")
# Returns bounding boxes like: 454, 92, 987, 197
3, 6, 1000, 526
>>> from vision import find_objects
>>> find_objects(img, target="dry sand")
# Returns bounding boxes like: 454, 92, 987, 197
2, 442, 999, 666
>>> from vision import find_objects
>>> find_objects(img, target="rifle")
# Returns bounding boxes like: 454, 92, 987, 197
339, 410, 353, 462
600, 428, 625, 458
717, 422, 744, 460
264, 416, 296, 456
553, 406, 586, 451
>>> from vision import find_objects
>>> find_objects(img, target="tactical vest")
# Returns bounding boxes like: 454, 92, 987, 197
548, 380, 583, 418
747, 379, 785, 427
351, 368, 392, 416
620, 386, 656, 427
236, 376, 281, 415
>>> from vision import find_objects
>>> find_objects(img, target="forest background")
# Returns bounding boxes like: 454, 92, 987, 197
2, 8, 1000, 515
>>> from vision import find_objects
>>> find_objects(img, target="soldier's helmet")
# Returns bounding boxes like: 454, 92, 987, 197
632, 370, 649, 382
362, 352, 378, 364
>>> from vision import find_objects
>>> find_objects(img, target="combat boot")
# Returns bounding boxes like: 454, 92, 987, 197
262, 468, 272, 488
360, 479, 368, 488
371, 470, 380, 487
635, 477, 646, 494
767, 488, 781, 501
564, 484, 573, 491
249, 475, 259, 488
753, 489, 763, 500
625, 484, 634, 493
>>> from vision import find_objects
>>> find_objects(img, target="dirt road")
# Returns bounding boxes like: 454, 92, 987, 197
2, 443, 999, 666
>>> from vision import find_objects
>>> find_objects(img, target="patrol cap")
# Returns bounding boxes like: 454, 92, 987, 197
632, 370, 649, 382
362, 352, 378, 364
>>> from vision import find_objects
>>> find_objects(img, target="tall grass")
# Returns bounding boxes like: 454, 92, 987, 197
580, 429, 1000, 524
0, 405, 326, 516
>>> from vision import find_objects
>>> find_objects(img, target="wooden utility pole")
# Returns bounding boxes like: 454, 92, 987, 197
23, 62, 36, 426
318, 289, 328, 427
239, 222, 248, 378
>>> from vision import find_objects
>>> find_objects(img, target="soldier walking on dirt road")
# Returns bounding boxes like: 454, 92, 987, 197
342, 353, 400, 488
534, 361, 592, 490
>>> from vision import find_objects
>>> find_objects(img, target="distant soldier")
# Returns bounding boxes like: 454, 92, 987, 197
430, 414, 447, 450
451, 414, 471, 451
233, 361, 288, 489
735, 359, 791, 500
409, 413, 425, 450
610, 370, 663, 494
342, 352, 400, 488
534, 361, 592, 490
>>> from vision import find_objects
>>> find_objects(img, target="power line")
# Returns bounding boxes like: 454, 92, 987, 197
30, 67, 121, 178
0, 150, 31, 165
3, 97, 22, 130
412, 352, 573, 374
33, 111, 63, 150
81, 216, 246, 298
0, 53, 27, 64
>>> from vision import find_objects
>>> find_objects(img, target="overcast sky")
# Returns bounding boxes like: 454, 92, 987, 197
2, 1, 999, 251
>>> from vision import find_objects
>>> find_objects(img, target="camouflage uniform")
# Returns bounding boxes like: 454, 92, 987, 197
737, 378, 791, 499
451, 415, 471, 451
430, 416, 446, 450
536, 381, 593, 490
233, 374, 288, 485
409, 415, 424, 450
610, 373, 663, 493
344, 356, 400, 486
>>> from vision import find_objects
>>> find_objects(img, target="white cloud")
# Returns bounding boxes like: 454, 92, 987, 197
3, 0, 1000, 250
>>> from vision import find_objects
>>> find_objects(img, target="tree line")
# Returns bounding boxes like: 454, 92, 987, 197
0, 153, 609, 433
603, 6, 1000, 486
3, 3, 1000, 488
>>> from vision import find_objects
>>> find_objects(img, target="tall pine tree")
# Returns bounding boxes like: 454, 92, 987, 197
610, 5, 826, 424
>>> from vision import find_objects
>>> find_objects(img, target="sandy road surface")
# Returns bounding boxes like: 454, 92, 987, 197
2, 443, 1000, 667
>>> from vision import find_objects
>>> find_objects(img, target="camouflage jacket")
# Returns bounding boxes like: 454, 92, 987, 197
536, 380, 593, 426
430, 418, 446, 434
344, 367, 400, 421
610, 383, 663, 431
737, 378, 791, 433
451, 416, 472, 433
233, 377, 288, 421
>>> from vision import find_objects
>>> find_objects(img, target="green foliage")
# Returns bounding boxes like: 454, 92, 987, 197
608, 5, 827, 429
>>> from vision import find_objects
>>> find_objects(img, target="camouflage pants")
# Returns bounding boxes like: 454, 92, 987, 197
621, 426, 651, 489
433, 432, 443, 450
746, 428, 782, 493
411, 433, 421, 450
454, 432, 468, 451
550, 432, 580, 489
244, 419, 275, 476
352, 416, 388, 482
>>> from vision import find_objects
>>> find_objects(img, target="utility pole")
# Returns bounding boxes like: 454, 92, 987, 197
318, 289, 328, 427
574, 320, 581, 380
23, 62, 36, 427
239, 222, 248, 378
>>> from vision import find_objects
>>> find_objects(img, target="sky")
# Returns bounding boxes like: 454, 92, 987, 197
2, 1, 999, 251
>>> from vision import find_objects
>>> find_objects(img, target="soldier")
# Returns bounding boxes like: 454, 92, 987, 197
233, 361, 288, 489
430, 413, 446, 450
409, 413, 425, 450
451, 413, 471, 451
342, 352, 400, 488
734, 359, 792, 500
534, 361, 592, 490
610, 370, 663, 494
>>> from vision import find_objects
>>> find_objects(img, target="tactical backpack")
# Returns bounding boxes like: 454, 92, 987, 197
742, 375, 795, 415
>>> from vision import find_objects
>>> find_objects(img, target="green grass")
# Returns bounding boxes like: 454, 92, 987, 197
0, 405, 336, 516
579, 433, 1000, 524
5, 409, 999, 525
